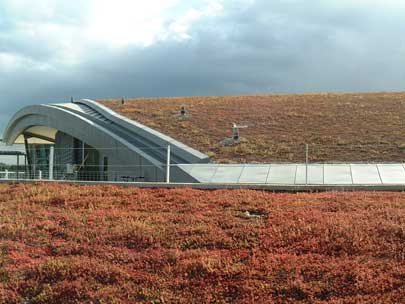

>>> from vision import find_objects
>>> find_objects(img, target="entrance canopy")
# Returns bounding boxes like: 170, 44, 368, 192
13, 126, 57, 145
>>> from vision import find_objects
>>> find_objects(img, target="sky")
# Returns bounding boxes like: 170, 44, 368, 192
0, 0, 405, 134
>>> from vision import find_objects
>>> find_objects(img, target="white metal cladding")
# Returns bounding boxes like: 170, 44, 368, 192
77, 99, 209, 163
2, 100, 207, 182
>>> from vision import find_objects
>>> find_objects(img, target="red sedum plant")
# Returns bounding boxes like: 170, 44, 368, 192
0, 183, 404, 303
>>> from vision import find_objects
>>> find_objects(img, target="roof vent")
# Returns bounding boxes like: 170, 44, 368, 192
174, 105, 188, 118
180, 105, 187, 116
220, 123, 248, 146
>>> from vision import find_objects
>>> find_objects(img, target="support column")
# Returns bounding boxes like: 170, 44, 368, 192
24, 135, 32, 179
16, 155, 20, 180
305, 144, 309, 185
166, 145, 171, 183
82, 141, 85, 164
24, 155, 27, 179
49, 146, 54, 180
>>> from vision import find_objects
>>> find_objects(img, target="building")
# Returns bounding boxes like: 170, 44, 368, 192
3, 99, 209, 182
4, 95, 405, 187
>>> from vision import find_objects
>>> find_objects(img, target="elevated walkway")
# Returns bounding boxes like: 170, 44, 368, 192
177, 163, 405, 185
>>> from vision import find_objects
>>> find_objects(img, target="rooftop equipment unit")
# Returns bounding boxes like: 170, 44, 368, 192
220, 123, 248, 146
180, 105, 187, 117
232, 123, 248, 142
173, 105, 188, 118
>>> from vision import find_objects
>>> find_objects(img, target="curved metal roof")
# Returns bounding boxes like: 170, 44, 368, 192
3, 99, 210, 167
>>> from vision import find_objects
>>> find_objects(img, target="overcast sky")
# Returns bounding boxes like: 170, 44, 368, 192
1, 0, 405, 134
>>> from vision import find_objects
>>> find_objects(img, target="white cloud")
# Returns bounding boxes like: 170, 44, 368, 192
86, 0, 224, 46
169, 1, 224, 40
0, 52, 52, 71
0, 53, 21, 69
0, 0, 225, 65
86, 0, 180, 47
3, 0, 57, 20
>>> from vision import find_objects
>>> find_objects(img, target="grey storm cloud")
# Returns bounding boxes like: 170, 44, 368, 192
1, 0, 405, 133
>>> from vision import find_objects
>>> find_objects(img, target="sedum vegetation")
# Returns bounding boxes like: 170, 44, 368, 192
99, 92, 405, 163
0, 183, 404, 303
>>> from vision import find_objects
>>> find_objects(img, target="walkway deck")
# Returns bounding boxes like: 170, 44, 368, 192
178, 163, 405, 185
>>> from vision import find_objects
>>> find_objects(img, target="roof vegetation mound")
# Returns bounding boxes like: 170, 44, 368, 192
99, 92, 405, 163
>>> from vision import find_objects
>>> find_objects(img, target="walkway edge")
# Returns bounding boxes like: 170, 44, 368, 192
1, 179, 405, 192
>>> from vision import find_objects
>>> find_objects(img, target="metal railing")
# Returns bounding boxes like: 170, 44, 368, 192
2, 143, 405, 184
0, 171, 27, 180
